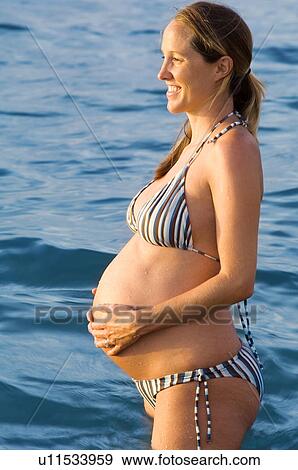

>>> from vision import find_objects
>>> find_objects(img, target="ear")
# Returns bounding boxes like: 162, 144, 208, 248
214, 55, 234, 82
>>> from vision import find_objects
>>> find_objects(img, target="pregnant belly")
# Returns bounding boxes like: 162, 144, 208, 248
91, 237, 240, 380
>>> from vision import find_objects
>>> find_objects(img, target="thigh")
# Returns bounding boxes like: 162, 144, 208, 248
151, 376, 260, 450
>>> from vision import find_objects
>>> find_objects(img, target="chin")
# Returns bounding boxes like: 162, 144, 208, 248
166, 102, 186, 114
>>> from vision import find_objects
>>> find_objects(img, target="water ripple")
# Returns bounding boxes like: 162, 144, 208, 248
0, 23, 27, 32
0, 110, 65, 118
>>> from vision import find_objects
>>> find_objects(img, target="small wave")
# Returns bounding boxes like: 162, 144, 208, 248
270, 200, 298, 209
0, 168, 12, 177
0, 110, 64, 118
257, 267, 297, 289
29, 160, 58, 165
103, 104, 145, 113
134, 88, 165, 96
0, 23, 27, 32
0, 237, 114, 288
270, 230, 292, 239
129, 29, 160, 36
264, 45, 298, 65
87, 197, 128, 205
268, 187, 298, 197
258, 125, 280, 133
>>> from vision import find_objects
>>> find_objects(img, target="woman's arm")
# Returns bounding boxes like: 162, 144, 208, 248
141, 133, 263, 336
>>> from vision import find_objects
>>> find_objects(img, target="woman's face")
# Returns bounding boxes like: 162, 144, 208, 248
158, 20, 218, 114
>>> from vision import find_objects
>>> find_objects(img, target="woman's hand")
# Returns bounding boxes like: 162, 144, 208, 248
86, 288, 149, 356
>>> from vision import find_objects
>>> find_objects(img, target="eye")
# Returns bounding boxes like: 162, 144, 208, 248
161, 55, 181, 62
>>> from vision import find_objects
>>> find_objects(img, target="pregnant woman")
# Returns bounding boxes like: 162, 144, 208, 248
87, 2, 265, 450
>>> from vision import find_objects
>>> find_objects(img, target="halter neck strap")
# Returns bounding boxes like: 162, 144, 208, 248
187, 109, 245, 165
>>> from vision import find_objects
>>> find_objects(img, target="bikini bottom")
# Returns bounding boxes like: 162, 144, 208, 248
131, 338, 264, 449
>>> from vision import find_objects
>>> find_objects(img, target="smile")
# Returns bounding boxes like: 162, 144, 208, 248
166, 85, 182, 97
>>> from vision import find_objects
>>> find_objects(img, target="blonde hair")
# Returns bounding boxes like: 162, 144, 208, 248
154, 1, 266, 179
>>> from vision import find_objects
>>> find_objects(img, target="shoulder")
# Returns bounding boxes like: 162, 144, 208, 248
207, 129, 263, 201
212, 127, 260, 167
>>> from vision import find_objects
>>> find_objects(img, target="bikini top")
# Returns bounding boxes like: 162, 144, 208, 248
125, 109, 264, 370
126, 110, 247, 262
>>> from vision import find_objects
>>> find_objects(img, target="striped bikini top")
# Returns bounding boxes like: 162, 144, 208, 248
126, 110, 247, 262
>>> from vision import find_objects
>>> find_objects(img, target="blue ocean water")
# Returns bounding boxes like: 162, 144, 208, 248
0, 0, 297, 450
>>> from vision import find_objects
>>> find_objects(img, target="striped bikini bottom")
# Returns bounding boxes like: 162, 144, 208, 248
131, 338, 264, 450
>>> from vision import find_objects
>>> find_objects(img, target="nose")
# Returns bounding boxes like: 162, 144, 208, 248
157, 59, 173, 81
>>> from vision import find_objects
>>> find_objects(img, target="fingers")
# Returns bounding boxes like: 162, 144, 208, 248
87, 318, 105, 336
86, 306, 109, 326
90, 321, 106, 331
93, 334, 138, 355
105, 335, 139, 356
106, 345, 121, 356
94, 340, 115, 349
91, 288, 97, 296
88, 325, 106, 338
93, 331, 107, 341
94, 339, 110, 348
86, 308, 94, 322
86, 308, 107, 325
87, 322, 96, 336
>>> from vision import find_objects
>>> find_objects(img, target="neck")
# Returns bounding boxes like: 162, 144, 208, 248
186, 98, 235, 146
